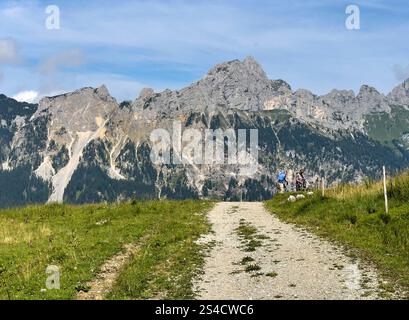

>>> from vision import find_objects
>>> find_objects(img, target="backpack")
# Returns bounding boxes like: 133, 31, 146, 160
278, 172, 286, 183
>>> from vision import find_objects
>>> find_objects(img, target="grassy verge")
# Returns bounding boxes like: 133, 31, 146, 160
265, 174, 409, 297
0, 200, 213, 300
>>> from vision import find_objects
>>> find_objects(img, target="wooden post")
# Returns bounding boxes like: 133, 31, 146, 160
383, 166, 389, 214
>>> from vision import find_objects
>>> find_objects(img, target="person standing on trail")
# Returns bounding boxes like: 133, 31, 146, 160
277, 171, 287, 194
287, 169, 295, 192
296, 169, 307, 191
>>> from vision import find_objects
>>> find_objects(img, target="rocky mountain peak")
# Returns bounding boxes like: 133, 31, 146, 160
36, 86, 116, 114
357, 85, 388, 103
33, 85, 117, 133
319, 89, 355, 110
134, 57, 277, 113
294, 89, 316, 100
138, 87, 155, 100
358, 85, 380, 96
243, 55, 265, 73
94, 85, 112, 101
356, 85, 389, 114
193, 57, 274, 111
325, 89, 355, 99
270, 79, 292, 95
206, 56, 268, 82
388, 78, 409, 106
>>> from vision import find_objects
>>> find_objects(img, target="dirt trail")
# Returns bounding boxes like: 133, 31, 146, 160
194, 202, 385, 300
76, 244, 139, 300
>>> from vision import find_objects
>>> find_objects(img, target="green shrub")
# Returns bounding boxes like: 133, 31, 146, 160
379, 213, 391, 225
344, 213, 358, 225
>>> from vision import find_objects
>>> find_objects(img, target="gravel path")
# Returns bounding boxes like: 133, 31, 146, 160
194, 202, 384, 300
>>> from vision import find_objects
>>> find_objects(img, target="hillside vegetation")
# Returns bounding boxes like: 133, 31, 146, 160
0, 200, 213, 300
265, 172, 409, 297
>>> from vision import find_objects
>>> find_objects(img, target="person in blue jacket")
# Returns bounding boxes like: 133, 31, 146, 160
277, 171, 287, 193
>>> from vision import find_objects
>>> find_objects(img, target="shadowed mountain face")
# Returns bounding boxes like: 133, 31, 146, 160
1, 57, 409, 207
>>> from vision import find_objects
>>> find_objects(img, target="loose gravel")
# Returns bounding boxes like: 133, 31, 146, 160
194, 202, 384, 300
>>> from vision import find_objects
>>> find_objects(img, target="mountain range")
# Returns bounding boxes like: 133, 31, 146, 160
1, 56, 409, 207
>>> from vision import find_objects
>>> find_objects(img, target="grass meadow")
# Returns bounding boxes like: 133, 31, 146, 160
0, 200, 213, 300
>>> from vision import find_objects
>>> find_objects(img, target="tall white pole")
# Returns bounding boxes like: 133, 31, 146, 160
383, 166, 389, 214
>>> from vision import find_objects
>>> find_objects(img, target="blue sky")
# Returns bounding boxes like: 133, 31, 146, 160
0, 0, 409, 102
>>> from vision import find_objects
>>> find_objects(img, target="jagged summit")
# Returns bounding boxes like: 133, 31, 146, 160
388, 78, 409, 106
131, 58, 409, 126
94, 85, 112, 100
24, 58, 409, 132
32, 84, 117, 133
138, 87, 155, 100
322, 89, 355, 100
132, 57, 283, 113
42, 84, 115, 106
357, 85, 383, 96
243, 55, 261, 66
38, 85, 113, 102
206, 56, 268, 82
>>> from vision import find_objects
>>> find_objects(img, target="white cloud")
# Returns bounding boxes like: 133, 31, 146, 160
12, 90, 39, 103
0, 70, 3, 82
0, 39, 20, 64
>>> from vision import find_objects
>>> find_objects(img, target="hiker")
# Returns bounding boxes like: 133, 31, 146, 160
287, 169, 295, 192
277, 171, 287, 194
296, 169, 307, 191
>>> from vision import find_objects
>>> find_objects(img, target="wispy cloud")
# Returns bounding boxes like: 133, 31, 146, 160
0, 38, 21, 64
38, 49, 84, 75
0, 0, 409, 100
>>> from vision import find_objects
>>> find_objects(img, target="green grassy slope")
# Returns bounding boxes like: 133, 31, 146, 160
365, 106, 409, 149
0, 200, 213, 300
265, 174, 409, 297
